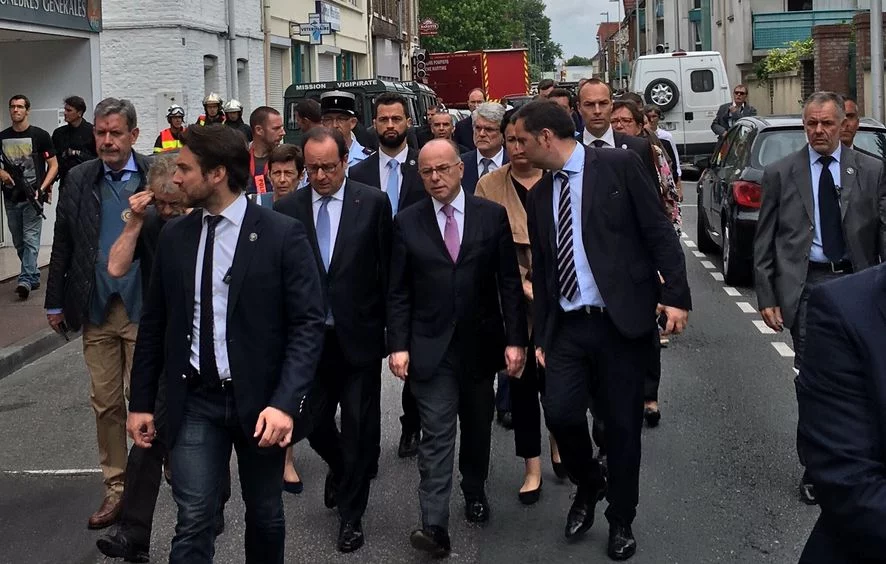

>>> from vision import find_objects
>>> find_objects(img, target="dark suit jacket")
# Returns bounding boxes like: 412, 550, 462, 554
711, 102, 757, 137
454, 116, 475, 151
460, 149, 510, 195
387, 193, 528, 379
349, 148, 428, 212
129, 199, 327, 448
753, 145, 886, 328
527, 143, 691, 349
796, 263, 886, 563
274, 180, 393, 367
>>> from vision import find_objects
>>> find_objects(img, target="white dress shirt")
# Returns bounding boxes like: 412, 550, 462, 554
432, 187, 466, 243
582, 126, 616, 148
476, 146, 505, 178
190, 194, 248, 380
378, 145, 409, 193
312, 183, 346, 265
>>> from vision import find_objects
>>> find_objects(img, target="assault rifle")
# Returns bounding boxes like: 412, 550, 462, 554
0, 150, 45, 219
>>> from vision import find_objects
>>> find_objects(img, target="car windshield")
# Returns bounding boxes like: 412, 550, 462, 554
753, 128, 886, 169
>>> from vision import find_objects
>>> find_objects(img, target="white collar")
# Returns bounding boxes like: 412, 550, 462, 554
311, 182, 346, 203
476, 146, 504, 167
583, 126, 615, 148
433, 187, 466, 215
202, 193, 247, 226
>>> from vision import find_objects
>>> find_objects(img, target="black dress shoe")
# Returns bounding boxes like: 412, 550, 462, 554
608, 524, 637, 560
324, 472, 338, 508
398, 430, 420, 458
643, 407, 661, 427
338, 520, 364, 553
799, 481, 817, 505
497, 410, 514, 429
283, 479, 304, 494
564, 487, 597, 539
464, 496, 490, 523
410, 526, 451, 558
518, 478, 543, 505
214, 511, 225, 536
96, 529, 149, 563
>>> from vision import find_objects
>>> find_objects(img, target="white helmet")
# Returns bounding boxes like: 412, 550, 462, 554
166, 104, 185, 118
203, 92, 223, 107
223, 99, 244, 114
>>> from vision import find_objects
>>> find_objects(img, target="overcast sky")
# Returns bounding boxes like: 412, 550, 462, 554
546, 0, 621, 60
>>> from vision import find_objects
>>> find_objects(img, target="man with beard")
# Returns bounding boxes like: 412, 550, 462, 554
350, 93, 429, 462
246, 106, 285, 197
320, 90, 373, 171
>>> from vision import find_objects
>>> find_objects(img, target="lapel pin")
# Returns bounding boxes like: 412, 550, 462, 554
408, 159, 416, 166
846, 167, 855, 175
249, 232, 258, 242
121, 209, 132, 222
620, 144, 628, 150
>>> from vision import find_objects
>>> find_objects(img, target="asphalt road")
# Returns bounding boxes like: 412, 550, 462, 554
0, 189, 820, 563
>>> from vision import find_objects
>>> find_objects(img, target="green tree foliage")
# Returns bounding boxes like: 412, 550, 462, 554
420, 0, 562, 72
753, 38, 813, 82
565, 55, 594, 66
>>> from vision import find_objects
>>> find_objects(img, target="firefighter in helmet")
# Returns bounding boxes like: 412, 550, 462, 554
196, 93, 225, 126
223, 99, 252, 142
153, 104, 186, 153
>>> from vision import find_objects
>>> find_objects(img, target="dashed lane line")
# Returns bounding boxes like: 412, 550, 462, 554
692, 250, 705, 258
684, 240, 697, 248
700, 260, 716, 269
753, 320, 777, 334
772, 342, 796, 358
736, 301, 757, 314
710, 272, 725, 281
724, 286, 742, 296
681, 232, 689, 239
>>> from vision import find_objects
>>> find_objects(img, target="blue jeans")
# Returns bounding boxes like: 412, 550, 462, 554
4, 200, 42, 288
169, 388, 286, 564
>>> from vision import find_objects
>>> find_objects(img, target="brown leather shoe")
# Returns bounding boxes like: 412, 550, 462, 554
88, 495, 122, 529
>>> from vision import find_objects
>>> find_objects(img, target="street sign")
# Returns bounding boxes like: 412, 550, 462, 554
419, 18, 439, 37
291, 13, 333, 45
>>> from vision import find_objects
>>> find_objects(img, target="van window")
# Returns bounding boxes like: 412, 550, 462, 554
690, 70, 714, 93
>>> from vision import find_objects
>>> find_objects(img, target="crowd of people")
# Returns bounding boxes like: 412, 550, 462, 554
1, 73, 882, 563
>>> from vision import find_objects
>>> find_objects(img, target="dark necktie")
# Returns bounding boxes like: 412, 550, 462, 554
592, 140, 606, 148
556, 171, 579, 302
199, 215, 224, 381
816, 155, 845, 262
480, 158, 493, 177
108, 170, 125, 182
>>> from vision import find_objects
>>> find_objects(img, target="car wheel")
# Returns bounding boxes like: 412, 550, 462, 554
644, 78, 680, 112
696, 191, 718, 254
722, 217, 750, 286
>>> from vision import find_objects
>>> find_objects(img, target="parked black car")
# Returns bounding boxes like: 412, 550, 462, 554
695, 115, 886, 285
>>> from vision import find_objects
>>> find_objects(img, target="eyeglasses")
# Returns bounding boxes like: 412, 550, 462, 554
473, 125, 499, 136
611, 118, 638, 126
321, 116, 353, 125
419, 162, 461, 178
734, 91, 747, 96
305, 162, 341, 175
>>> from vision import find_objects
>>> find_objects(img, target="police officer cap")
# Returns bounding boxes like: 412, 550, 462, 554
320, 91, 357, 116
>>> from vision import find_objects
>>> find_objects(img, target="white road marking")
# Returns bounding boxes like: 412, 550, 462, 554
753, 320, 776, 334
692, 251, 705, 258
724, 287, 742, 296
793, 367, 799, 375
700, 260, 716, 269
772, 342, 796, 358
736, 301, 757, 313
681, 232, 689, 239
684, 240, 697, 248
2, 469, 102, 475
681, 203, 697, 207
710, 272, 724, 281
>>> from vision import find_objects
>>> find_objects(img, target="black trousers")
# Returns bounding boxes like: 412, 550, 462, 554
509, 336, 545, 459
643, 331, 662, 402
400, 380, 421, 434
307, 330, 381, 523
543, 309, 649, 526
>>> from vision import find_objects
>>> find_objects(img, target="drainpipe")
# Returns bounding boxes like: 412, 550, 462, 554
367, 0, 375, 78
226, 0, 238, 100
872, 0, 884, 121
263, 0, 271, 103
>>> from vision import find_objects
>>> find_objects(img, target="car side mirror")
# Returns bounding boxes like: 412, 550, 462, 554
694, 155, 711, 169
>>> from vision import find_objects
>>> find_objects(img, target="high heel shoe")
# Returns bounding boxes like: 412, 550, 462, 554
551, 445, 568, 479
518, 478, 543, 505
644, 406, 661, 427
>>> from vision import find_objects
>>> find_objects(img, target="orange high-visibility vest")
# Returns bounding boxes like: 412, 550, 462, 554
154, 128, 183, 153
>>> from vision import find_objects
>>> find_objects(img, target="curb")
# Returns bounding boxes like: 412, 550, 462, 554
0, 328, 76, 381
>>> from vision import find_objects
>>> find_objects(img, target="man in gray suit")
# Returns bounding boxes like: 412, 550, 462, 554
711, 84, 757, 138
754, 90, 886, 505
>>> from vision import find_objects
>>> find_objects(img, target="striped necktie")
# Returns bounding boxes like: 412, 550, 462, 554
556, 171, 578, 302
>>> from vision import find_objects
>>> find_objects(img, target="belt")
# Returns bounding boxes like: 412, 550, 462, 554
808, 259, 853, 274
187, 365, 233, 392
562, 305, 607, 317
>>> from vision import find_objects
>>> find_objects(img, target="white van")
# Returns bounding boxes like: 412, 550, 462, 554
630, 51, 731, 175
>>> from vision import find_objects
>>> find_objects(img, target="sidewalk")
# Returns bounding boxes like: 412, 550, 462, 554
0, 260, 74, 380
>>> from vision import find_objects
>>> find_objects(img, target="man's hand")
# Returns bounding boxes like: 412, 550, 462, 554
505, 346, 526, 378
657, 304, 689, 335
0, 169, 13, 185
127, 412, 156, 448
128, 191, 154, 222
760, 306, 784, 332
389, 351, 410, 381
47, 312, 65, 333
522, 280, 534, 302
254, 406, 294, 448
535, 347, 546, 368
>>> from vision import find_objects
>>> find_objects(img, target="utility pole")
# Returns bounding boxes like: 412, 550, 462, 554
601, 11, 611, 85
872, 0, 884, 122
635, 1, 642, 59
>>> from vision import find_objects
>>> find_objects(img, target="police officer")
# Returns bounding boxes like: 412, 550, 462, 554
320, 91, 373, 171
195, 92, 225, 126
223, 99, 253, 143
153, 105, 186, 153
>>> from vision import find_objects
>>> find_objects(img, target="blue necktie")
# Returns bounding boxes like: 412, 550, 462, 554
316, 196, 332, 270
386, 160, 400, 215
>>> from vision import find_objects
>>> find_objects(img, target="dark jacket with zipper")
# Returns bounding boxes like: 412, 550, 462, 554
45, 153, 150, 331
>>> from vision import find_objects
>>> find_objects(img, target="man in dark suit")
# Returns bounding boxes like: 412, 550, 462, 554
274, 127, 392, 553
711, 84, 757, 138
460, 102, 510, 195
840, 94, 881, 160
388, 139, 528, 558
796, 263, 886, 563
127, 124, 326, 564
453, 88, 485, 151
754, 91, 886, 504
515, 101, 691, 560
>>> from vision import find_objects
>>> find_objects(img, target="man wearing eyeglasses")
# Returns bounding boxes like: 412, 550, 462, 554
274, 126, 392, 554
712, 85, 757, 138
389, 138, 527, 558
320, 91, 373, 171
460, 102, 510, 195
